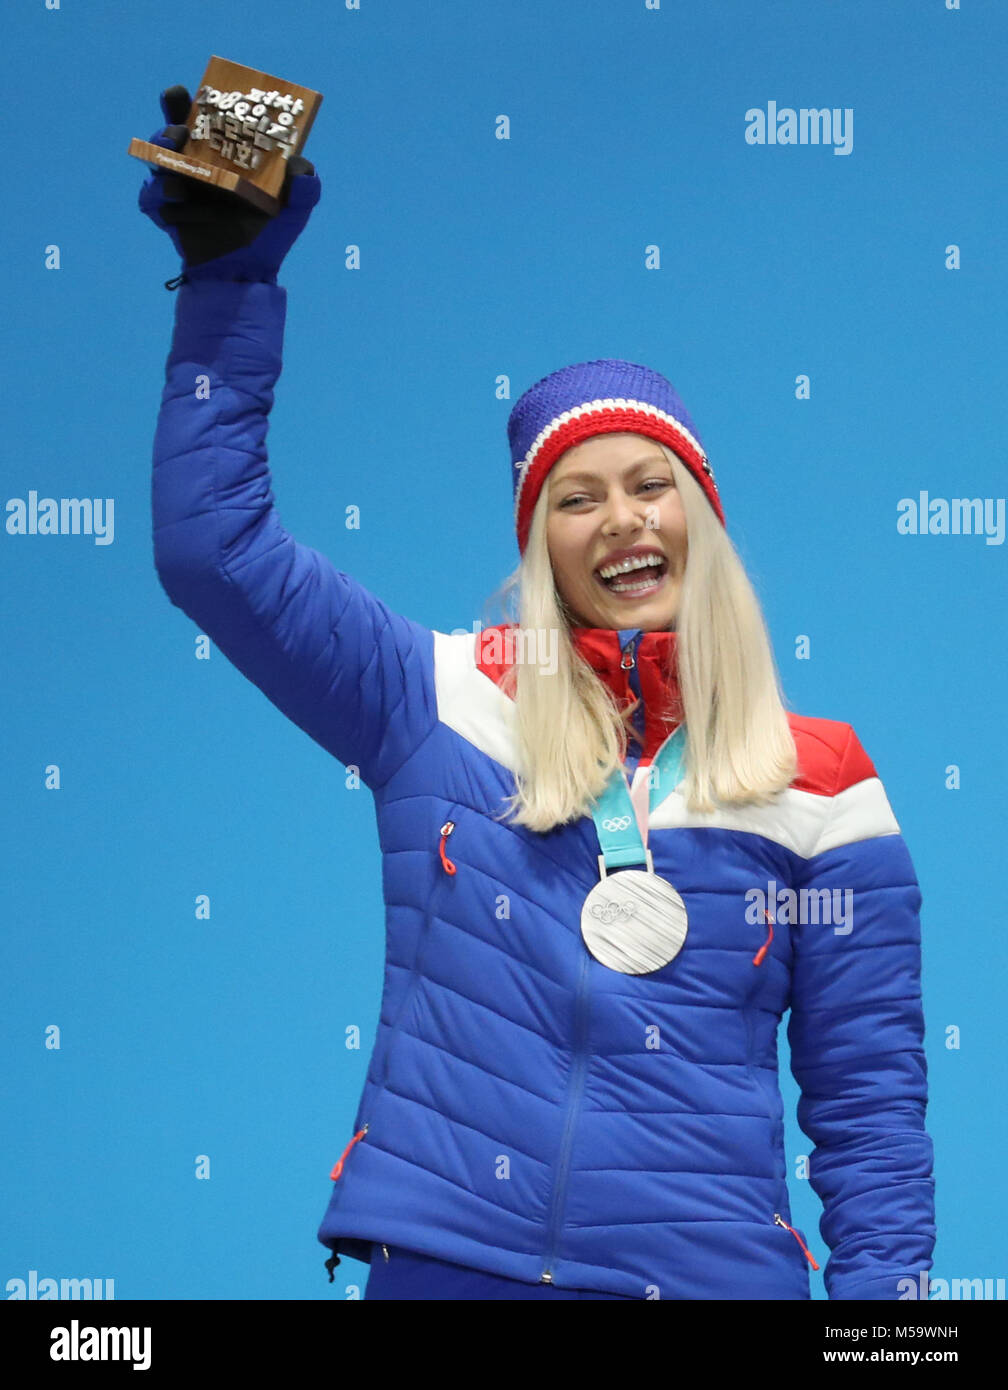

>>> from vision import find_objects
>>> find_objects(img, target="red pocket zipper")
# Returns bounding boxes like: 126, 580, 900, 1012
753, 909, 774, 967
439, 821, 457, 874
329, 1123, 368, 1180
774, 1212, 820, 1270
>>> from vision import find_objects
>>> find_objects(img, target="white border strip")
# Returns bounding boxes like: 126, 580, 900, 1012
433, 630, 901, 860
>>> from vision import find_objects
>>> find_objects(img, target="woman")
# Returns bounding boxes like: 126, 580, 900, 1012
140, 88, 936, 1301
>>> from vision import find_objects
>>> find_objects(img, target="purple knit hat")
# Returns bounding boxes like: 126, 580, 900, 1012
508, 358, 723, 554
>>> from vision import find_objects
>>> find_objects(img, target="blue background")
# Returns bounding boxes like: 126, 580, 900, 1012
2, 0, 1005, 1300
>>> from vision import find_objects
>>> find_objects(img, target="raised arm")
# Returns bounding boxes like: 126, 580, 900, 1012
140, 88, 436, 789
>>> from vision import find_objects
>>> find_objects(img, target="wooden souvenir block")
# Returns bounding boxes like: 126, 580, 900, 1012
128, 56, 323, 215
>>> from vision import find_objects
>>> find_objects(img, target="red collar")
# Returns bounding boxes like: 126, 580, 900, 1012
476, 625, 683, 764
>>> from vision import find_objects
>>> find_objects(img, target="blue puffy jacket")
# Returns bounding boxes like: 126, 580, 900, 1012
151, 279, 936, 1300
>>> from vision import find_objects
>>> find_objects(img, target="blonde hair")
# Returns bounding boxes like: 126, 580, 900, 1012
482, 442, 798, 832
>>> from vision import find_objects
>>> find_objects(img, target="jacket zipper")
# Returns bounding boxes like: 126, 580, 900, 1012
774, 1212, 820, 1269
540, 949, 592, 1283
329, 1123, 368, 1180
619, 633, 648, 770
327, 1126, 390, 1266
620, 634, 638, 670
543, 630, 632, 1283
326, 1123, 389, 1267
375, 814, 458, 1091
753, 907, 774, 966
438, 820, 457, 874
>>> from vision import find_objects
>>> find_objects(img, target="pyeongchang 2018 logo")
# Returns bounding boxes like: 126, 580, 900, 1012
745, 102, 853, 156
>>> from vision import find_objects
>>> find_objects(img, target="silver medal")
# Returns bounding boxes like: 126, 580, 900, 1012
580, 849, 688, 975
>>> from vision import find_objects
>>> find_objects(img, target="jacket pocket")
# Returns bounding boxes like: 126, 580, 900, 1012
375, 805, 461, 1091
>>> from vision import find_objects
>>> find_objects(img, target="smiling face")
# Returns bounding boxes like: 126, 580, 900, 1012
545, 433, 688, 630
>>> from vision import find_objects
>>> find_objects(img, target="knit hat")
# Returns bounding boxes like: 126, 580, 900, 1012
508, 358, 723, 555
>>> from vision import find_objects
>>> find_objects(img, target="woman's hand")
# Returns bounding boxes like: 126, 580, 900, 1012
137, 85, 322, 283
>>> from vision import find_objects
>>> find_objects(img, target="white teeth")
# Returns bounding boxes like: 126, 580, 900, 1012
608, 574, 662, 594
597, 554, 664, 580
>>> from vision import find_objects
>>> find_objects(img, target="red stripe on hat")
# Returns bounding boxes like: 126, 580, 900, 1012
515, 406, 724, 553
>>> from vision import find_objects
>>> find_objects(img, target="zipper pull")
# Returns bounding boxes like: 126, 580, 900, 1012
774, 1212, 820, 1270
620, 636, 638, 669
753, 909, 774, 966
329, 1123, 368, 1181
439, 821, 457, 874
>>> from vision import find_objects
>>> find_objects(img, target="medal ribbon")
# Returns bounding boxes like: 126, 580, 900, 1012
590, 725, 686, 870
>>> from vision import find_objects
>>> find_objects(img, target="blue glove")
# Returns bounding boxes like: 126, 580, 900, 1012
137, 85, 322, 285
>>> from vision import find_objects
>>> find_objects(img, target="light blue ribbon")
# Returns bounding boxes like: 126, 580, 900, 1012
590, 725, 686, 870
